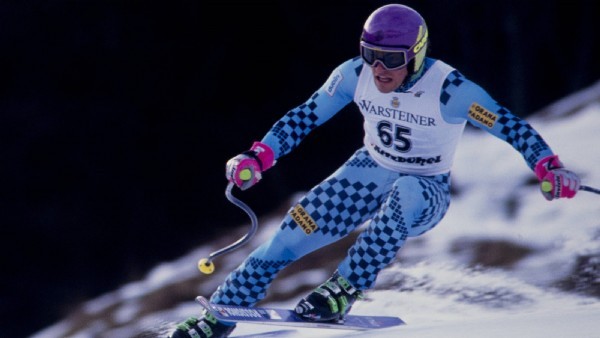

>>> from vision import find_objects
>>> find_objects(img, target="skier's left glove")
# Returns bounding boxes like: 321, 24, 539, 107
534, 155, 580, 200
226, 141, 275, 190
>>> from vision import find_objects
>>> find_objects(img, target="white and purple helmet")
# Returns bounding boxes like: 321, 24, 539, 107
360, 4, 429, 73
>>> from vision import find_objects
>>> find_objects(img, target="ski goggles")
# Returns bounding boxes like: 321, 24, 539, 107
360, 41, 409, 70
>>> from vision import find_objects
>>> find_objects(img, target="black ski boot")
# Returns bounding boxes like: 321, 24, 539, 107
170, 310, 236, 338
294, 270, 364, 322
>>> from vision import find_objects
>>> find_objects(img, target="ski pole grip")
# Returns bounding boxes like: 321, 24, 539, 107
541, 180, 553, 193
239, 168, 252, 181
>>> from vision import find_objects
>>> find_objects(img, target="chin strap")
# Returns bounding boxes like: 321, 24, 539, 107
397, 59, 428, 92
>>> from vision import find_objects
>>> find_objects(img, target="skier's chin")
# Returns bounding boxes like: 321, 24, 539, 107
374, 78, 397, 93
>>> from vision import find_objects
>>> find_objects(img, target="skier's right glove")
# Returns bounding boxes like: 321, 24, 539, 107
534, 155, 580, 200
226, 141, 275, 190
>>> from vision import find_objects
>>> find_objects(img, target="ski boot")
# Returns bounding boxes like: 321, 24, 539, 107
170, 310, 236, 338
294, 270, 364, 322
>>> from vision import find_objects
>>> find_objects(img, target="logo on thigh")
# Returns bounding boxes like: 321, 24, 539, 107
289, 204, 319, 235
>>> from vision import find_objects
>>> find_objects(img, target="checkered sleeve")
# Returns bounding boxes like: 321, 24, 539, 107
260, 57, 362, 159
440, 70, 554, 169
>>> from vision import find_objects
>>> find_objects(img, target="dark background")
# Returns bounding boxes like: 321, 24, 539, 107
1, 1, 598, 336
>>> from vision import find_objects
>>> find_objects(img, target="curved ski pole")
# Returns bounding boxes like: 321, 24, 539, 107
198, 181, 258, 274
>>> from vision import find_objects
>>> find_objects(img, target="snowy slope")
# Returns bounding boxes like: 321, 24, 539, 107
32, 82, 600, 338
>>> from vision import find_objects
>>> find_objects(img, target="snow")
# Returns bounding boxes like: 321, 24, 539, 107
31, 83, 600, 338
247, 262, 600, 338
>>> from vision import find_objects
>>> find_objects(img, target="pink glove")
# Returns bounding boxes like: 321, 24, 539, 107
226, 142, 275, 190
534, 155, 580, 200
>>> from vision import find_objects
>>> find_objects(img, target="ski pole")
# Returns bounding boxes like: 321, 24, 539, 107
198, 176, 258, 274
579, 185, 600, 195
541, 181, 600, 195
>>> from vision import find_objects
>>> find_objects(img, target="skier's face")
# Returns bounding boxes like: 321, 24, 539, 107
370, 61, 409, 93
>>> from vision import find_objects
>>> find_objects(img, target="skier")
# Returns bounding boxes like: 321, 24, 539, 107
170, 4, 581, 338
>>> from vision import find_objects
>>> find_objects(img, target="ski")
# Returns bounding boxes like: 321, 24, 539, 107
231, 329, 297, 337
196, 296, 405, 331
